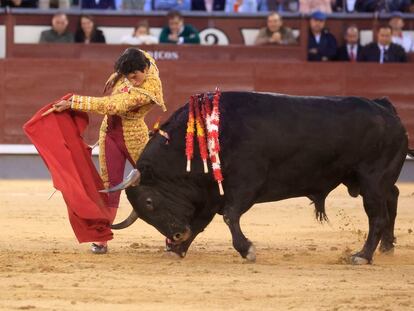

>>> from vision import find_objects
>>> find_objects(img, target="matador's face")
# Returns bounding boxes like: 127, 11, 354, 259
127, 67, 149, 87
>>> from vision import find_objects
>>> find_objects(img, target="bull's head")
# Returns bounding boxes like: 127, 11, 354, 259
106, 167, 194, 246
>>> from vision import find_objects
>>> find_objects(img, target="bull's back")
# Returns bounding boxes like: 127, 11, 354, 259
218, 92, 406, 199
220, 92, 403, 153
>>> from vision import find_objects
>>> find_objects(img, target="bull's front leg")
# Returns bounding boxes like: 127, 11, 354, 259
223, 209, 256, 261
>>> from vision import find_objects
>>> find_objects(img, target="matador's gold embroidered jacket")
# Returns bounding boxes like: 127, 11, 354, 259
70, 51, 166, 186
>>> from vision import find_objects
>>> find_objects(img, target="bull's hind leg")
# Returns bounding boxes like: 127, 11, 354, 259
352, 182, 388, 264
379, 185, 399, 254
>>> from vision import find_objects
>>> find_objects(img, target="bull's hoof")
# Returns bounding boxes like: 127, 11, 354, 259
245, 245, 256, 262
350, 255, 370, 265
379, 244, 395, 255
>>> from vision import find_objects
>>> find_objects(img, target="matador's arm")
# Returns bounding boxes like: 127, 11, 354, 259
70, 88, 152, 115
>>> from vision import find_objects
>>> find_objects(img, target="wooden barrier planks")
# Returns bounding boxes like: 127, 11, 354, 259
1, 58, 414, 147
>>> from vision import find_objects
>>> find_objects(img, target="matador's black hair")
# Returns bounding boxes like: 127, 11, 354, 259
114, 48, 151, 76
103, 48, 151, 93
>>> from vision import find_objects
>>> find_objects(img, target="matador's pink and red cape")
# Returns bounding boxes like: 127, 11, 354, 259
23, 94, 115, 243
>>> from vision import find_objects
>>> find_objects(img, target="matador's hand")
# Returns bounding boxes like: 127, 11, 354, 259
53, 100, 71, 112
41, 99, 71, 117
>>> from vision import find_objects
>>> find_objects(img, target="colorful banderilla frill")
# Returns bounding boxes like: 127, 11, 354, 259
194, 96, 209, 173
185, 96, 195, 172
185, 88, 224, 195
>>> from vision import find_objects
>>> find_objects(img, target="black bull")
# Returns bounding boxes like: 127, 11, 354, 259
110, 92, 409, 264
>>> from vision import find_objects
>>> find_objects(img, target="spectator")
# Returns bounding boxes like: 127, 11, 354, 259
360, 25, 407, 63
336, 25, 362, 61
355, 0, 410, 12
389, 12, 413, 52
299, 0, 333, 14
307, 10, 337, 61
121, 0, 146, 9
1, 0, 37, 7
254, 12, 297, 45
192, 0, 226, 11
82, 0, 116, 9
225, 0, 268, 12
332, 0, 357, 12
121, 20, 159, 45
39, 13, 74, 44
38, 0, 69, 9
75, 15, 106, 44
265, 0, 299, 12
159, 11, 200, 44
153, 0, 191, 10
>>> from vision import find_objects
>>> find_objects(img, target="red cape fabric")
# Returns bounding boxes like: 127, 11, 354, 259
23, 94, 115, 243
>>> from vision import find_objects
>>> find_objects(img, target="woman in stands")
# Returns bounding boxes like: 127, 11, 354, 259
120, 20, 159, 45
52, 48, 166, 254
75, 15, 106, 44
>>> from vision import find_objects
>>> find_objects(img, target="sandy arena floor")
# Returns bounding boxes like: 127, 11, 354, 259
0, 180, 413, 311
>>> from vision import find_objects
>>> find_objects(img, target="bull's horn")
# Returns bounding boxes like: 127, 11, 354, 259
111, 209, 139, 230
99, 169, 141, 193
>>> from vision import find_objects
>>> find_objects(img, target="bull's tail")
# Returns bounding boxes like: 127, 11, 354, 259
315, 207, 329, 223
309, 194, 329, 223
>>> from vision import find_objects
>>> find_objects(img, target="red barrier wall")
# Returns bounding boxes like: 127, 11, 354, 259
1, 57, 414, 147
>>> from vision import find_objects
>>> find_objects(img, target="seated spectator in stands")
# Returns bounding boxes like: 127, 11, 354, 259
299, 0, 333, 13
225, 0, 268, 12
192, 0, 225, 11
410, 1, 414, 13
336, 25, 362, 61
159, 11, 200, 44
266, 0, 299, 12
122, 0, 146, 9
38, 0, 69, 9
267, 0, 299, 12
360, 25, 407, 63
153, 0, 191, 10
307, 11, 337, 61
82, 0, 116, 9
332, 0, 357, 12
39, 13, 74, 44
120, 20, 159, 45
389, 12, 413, 52
75, 15, 106, 44
254, 12, 297, 45
1, 0, 37, 8
355, 0, 410, 12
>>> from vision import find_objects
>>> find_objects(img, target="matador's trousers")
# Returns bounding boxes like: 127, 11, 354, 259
99, 115, 147, 222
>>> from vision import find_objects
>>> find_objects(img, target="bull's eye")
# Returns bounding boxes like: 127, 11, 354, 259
146, 198, 154, 211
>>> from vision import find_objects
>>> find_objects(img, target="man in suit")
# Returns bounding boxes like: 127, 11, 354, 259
307, 11, 337, 62
191, 0, 225, 11
336, 25, 362, 61
355, 0, 410, 12
81, 0, 116, 9
360, 25, 407, 63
